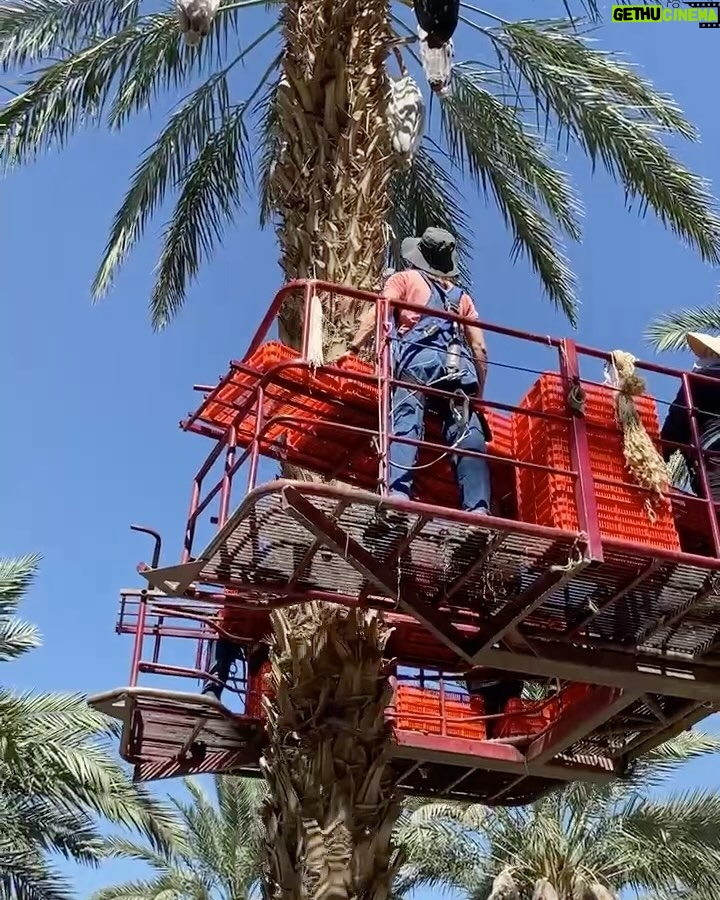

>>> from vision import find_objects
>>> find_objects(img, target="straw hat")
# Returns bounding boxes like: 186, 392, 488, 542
686, 332, 720, 359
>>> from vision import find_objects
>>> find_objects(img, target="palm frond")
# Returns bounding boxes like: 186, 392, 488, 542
0, 843, 75, 900
256, 76, 281, 228
0, 555, 42, 660
0, 553, 41, 610
389, 142, 473, 285
440, 64, 579, 324
492, 20, 720, 265
149, 104, 253, 329
92, 71, 233, 299
0, 0, 141, 70
646, 303, 720, 352
0, 618, 41, 660
0, 16, 173, 165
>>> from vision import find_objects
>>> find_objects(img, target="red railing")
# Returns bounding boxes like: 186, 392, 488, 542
173, 279, 720, 569
116, 590, 592, 744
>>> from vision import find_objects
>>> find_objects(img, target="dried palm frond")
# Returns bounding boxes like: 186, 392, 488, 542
606, 350, 670, 515
532, 878, 559, 900
488, 867, 520, 900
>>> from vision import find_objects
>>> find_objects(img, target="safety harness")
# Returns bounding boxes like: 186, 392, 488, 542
392, 274, 490, 438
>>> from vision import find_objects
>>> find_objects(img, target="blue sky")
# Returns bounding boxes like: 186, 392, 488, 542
2, 0, 720, 895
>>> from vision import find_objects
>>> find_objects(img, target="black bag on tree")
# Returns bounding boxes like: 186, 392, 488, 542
414, 0, 460, 47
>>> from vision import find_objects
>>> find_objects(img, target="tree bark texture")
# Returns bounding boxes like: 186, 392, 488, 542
261, 605, 401, 900
261, 0, 401, 896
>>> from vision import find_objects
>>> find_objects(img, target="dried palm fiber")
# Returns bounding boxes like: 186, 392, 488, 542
387, 49, 425, 162
607, 350, 670, 518
175, 0, 219, 45
418, 27, 454, 94
587, 885, 615, 900
532, 879, 559, 900
488, 867, 519, 900
268, 0, 394, 354
261, 604, 401, 900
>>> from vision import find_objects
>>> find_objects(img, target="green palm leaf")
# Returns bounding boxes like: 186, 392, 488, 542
440, 63, 580, 323
90, 776, 266, 900
492, 19, 720, 265
0, 554, 185, 899
396, 733, 720, 900
149, 104, 253, 328
646, 304, 720, 353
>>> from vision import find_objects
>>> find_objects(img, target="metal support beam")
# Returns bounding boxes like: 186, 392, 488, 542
526, 686, 639, 765
623, 701, 713, 760
635, 573, 720, 645
437, 530, 509, 606
280, 486, 474, 661
392, 730, 617, 784
564, 560, 662, 637
473, 562, 587, 654
469, 642, 720, 702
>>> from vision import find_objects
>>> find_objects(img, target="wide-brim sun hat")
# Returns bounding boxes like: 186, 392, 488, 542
686, 332, 720, 359
400, 226, 459, 278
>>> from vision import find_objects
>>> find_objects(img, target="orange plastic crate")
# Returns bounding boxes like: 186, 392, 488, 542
394, 685, 487, 740
494, 683, 594, 739
512, 373, 679, 551
246, 662, 272, 718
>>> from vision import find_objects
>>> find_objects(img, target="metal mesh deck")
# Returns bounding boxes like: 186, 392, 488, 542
182, 482, 720, 660
89, 688, 264, 781
194, 483, 579, 616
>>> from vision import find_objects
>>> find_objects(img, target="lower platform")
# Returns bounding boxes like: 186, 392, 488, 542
91, 687, 264, 781
140, 481, 720, 703
90, 684, 710, 805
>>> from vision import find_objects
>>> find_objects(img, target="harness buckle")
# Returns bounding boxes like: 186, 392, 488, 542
450, 388, 470, 428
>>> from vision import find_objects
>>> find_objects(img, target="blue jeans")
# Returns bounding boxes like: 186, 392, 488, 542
387, 383, 491, 511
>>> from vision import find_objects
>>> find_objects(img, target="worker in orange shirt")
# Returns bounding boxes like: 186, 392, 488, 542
347, 227, 491, 524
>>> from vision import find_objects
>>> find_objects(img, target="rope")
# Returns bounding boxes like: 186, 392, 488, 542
550, 540, 585, 574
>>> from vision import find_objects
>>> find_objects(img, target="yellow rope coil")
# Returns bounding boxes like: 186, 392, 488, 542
609, 350, 670, 520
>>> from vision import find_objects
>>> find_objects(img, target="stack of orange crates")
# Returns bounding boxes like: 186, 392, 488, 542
511, 373, 679, 551
199, 341, 342, 449
394, 684, 487, 740
493, 682, 593, 739
246, 662, 272, 719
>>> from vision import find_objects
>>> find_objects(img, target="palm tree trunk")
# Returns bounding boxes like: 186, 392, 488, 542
261, 0, 400, 898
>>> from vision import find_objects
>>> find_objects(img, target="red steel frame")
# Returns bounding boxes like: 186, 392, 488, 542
179, 279, 720, 568
104, 588, 715, 796
92, 279, 720, 795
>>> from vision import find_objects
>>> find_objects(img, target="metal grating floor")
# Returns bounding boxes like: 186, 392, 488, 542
195, 483, 579, 618
182, 482, 720, 661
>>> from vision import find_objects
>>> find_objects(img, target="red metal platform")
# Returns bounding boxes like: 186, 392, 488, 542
95, 279, 720, 801
90, 679, 626, 805
93, 588, 715, 802
141, 481, 720, 703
